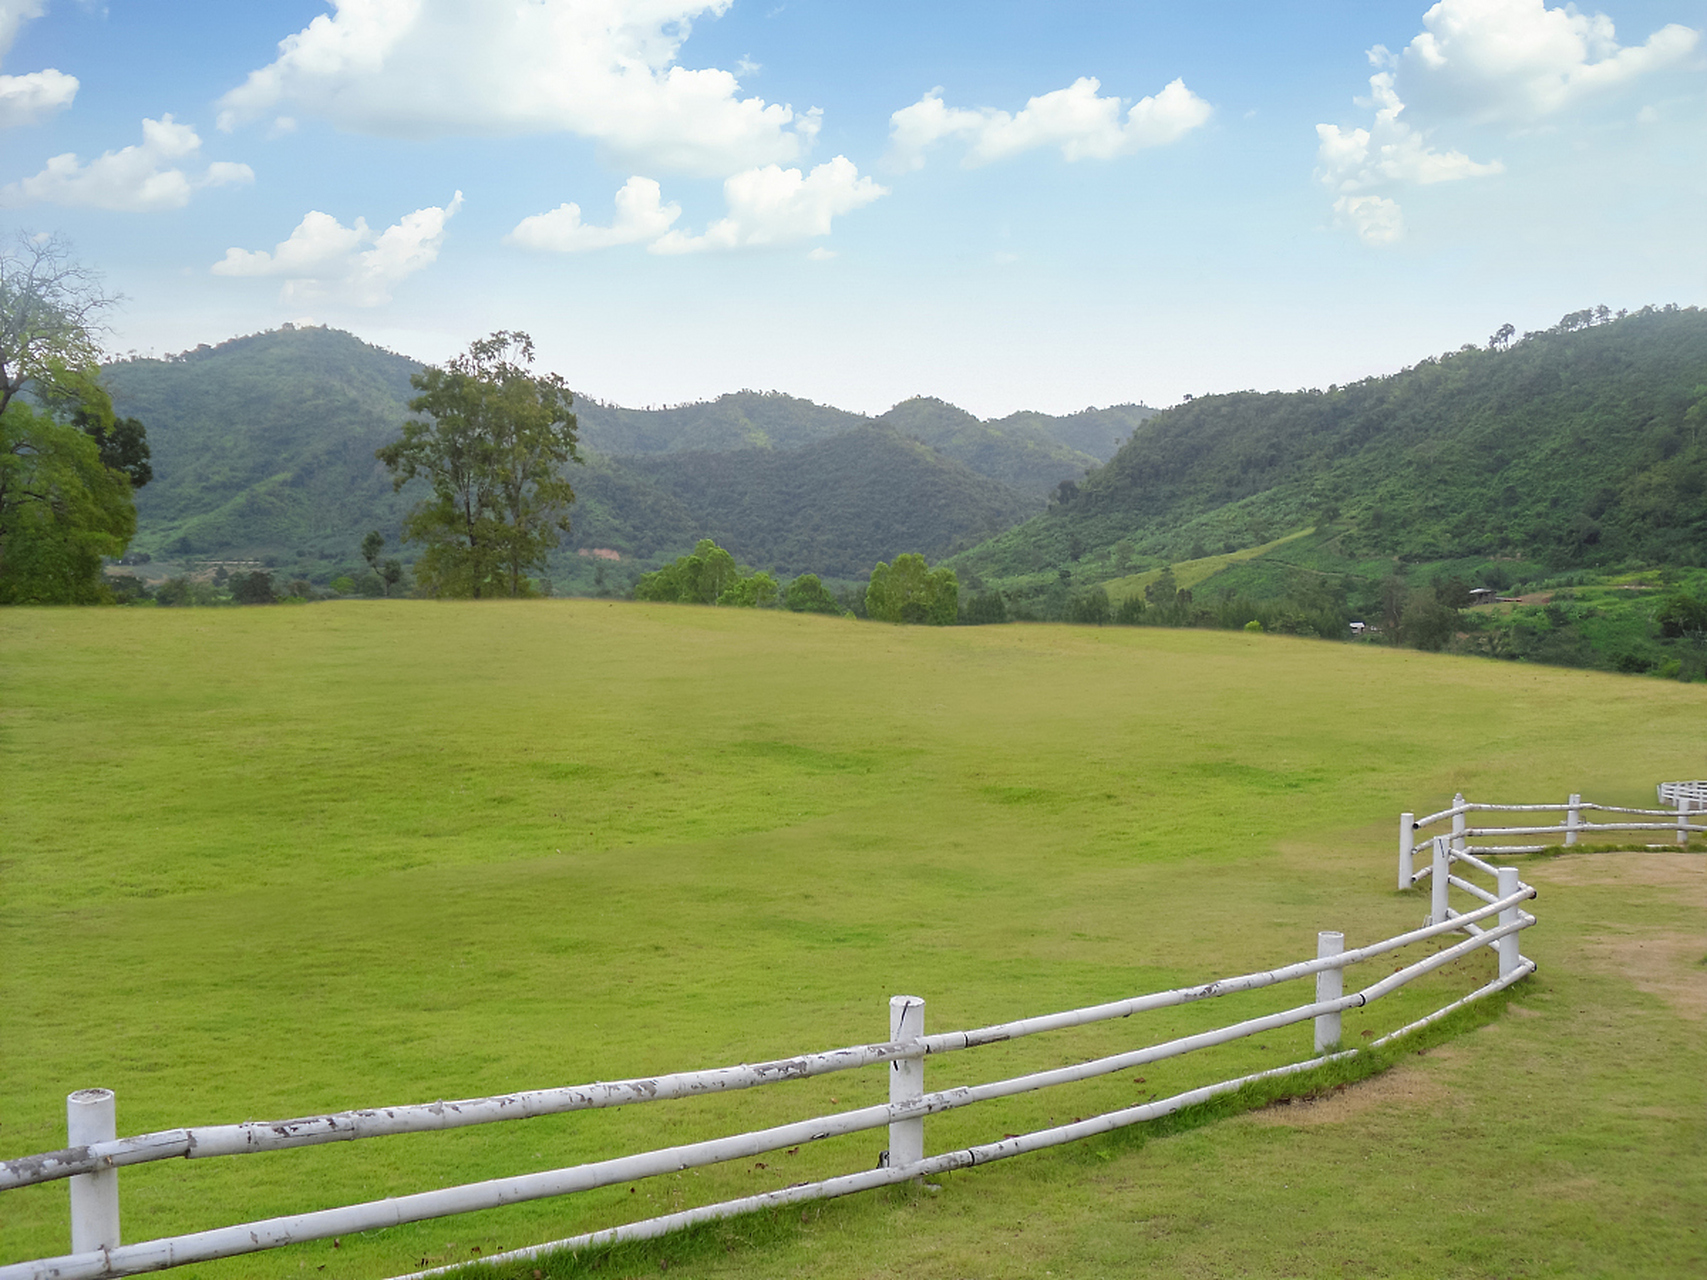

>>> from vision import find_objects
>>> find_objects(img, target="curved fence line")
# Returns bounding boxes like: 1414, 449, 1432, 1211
1399, 789, 1704, 887
1, 852, 1536, 1280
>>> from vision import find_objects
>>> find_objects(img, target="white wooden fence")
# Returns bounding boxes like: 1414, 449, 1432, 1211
2, 861, 1537, 1280
1398, 788, 1707, 890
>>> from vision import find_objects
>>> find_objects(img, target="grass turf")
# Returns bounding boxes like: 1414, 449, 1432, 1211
2, 601, 1703, 1278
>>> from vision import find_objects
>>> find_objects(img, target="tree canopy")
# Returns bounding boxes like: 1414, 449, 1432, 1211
0, 237, 144, 604
0, 233, 114, 416
377, 330, 580, 597
866, 553, 958, 624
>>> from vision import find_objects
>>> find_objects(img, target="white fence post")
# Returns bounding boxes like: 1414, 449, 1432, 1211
1313, 932, 1344, 1053
1398, 813, 1415, 890
1451, 793, 1467, 860
67, 1089, 119, 1254
1496, 868, 1521, 979
888, 996, 925, 1175
1678, 796, 1691, 848
1430, 837, 1452, 928
1566, 793, 1581, 846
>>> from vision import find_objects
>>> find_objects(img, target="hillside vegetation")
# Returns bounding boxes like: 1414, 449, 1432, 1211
957, 306, 1707, 593
620, 425, 1035, 578
102, 329, 1145, 590
3, 605, 1701, 1279
105, 326, 424, 563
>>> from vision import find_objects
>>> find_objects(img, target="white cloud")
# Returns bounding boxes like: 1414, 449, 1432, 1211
1333, 194, 1406, 246
212, 192, 462, 306
0, 67, 75, 127
1, 116, 254, 210
806, 246, 836, 260
509, 176, 681, 252
1400, 0, 1700, 122
1315, 72, 1503, 193
1314, 1, 1696, 244
216, 0, 820, 178
0, 0, 77, 127
888, 76, 1211, 170
648, 156, 885, 254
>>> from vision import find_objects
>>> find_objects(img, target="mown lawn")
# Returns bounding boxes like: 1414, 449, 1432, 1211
1, 601, 1702, 1279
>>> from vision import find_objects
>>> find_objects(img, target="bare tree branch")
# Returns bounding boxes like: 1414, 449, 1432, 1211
0, 232, 119, 415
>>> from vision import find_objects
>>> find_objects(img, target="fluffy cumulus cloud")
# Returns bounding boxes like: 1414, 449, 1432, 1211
1315, 1, 1699, 243
1315, 70, 1504, 194
509, 176, 681, 252
0, 0, 77, 127
212, 192, 462, 305
216, 0, 820, 177
888, 76, 1211, 169
1, 116, 253, 210
649, 156, 886, 254
1399, 0, 1700, 122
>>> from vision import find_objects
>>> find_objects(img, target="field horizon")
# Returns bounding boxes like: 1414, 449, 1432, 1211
3, 602, 1703, 1278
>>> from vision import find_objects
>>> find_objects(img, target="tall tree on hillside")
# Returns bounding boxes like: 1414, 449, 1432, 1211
376, 331, 580, 598
0, 235, 145, 604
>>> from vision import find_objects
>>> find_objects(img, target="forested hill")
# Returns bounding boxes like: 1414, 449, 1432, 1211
105, 325, 424, 562
955, 305, 1707, 592
578, 391, 1153, 495
576, 391, 867, 455
101, 326, 1124, 584
617, 426, 1037, 578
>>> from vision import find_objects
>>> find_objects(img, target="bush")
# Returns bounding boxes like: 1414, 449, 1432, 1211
783, 573, 840, 614
231, 571, 277, 605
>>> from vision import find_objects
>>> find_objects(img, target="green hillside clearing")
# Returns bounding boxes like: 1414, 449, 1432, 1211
1100, 526, 1317, 604
2, 604, 1701, 1279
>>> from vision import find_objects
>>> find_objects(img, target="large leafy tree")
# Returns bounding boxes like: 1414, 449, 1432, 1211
866, 553, 958, 624
0, 402, 136, 603
633, 539, 742, 604
0, 235, 144, 604
376, 331, 580, 598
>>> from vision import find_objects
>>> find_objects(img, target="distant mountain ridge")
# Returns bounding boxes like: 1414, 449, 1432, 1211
101, 326, 1148, 585
577, 389, 1153, 496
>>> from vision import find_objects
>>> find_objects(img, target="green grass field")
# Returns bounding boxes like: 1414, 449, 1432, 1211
3, 602, 1703, 1279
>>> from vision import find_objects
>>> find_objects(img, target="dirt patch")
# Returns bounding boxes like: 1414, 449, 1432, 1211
1531, 850, 1706, 903
1243, 1066, 1448, 1128
1528, 852, 1706, 1020
1578, 931, 1707, 1021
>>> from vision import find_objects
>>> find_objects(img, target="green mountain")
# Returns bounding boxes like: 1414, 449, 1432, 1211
578, 390, 1154, 497
954, 306, 1707, 601
615, 425, 1037, 578
875, 397, 1153, 494
100, 326, 1087, 586
575, 390, 868, 455
105, 325, 424, 562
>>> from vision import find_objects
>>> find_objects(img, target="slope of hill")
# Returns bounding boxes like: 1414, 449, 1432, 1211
873, 396, 1152, 495
954, 306, 1707, 599
616, 424, 1038, 578
104, 326, 424, 561
575, 390, 868, 455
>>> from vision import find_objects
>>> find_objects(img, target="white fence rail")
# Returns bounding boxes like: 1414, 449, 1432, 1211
1398, 789, 1706, 889
2, 863, 1536, 1280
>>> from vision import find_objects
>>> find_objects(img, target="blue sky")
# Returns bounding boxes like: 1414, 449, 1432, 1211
3, 1, 1703, 415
